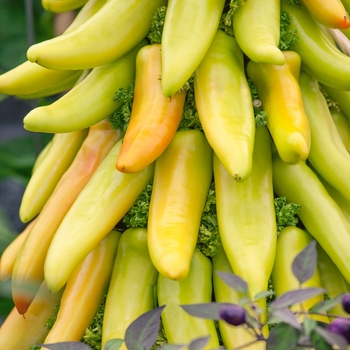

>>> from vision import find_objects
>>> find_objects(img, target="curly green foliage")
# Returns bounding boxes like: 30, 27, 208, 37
82, 291, 108, 350
108, 81, 135, 135
219, 0, 247, 36
196, 182, 221, 258
148, 6, 167, 44
274, 196, 302, 236
247, 79, 268, 127
279, 10, 298, 51
122, 180, 153, 228
178, 76, 202, 131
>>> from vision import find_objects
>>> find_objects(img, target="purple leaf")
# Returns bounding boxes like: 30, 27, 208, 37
156, 345, 185, 350
180, 302, 235, 320
269, 287, 325, 310
314, 325, 349, 349
37, 342, 92, 350
125, 305, 165, 350
266, 323, 299, 350
188, 336, 210, 350
309, 293, 345, 313
269, 309, 302, 330
292, 240, 317, 285
254, 290, 275, 301
215, 271, 248, 295
104, 339, 124, 350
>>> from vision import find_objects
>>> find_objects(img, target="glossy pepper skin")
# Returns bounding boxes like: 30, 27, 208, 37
281, 1, 350, 91
157, 248, 220, 349
214, 126, 276, 302
301, 0, 350, 29
19, 128, 88, 223
330, 110, 350, 152
0, 282, 63, 349
271, 226, 329, 323
321, 84, 350, 121
194, 30, 255, 181
116, 44, 186, 173
272, 154, 350, 284
317, 245, 350, 319
161, 0, 225, 97
247, 51, 311, 165
44, 139, 154, 294
233, 0, 285, 65
40, 230, 120, 349
102, 228, 158, 350
23, 40, 147, 133
147, 130, 212, 281
12, 120, 121, 315
212, 244, 266, 350
299, 71, 350, 203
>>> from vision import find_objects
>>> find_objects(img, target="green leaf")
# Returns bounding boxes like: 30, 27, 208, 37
125, 306, 165, 350
255, 290, 275, 301
279, 10, 298, 51
147, 6, 167, 44
266, 323, 299, 350
302, 318, 317, 336
104, 339, 124, 350
314, 325, 349, 349
215, 271, 248, 296
310, 330, 332, 350
274, 196, 302, 235
268, 309, 302, 330
292, 240, 317, 285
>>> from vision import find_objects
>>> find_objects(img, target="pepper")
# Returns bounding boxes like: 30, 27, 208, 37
41, 0, 88, 13
23, 40, 147, 133
147, 130, 212, 281
299, 71, 350, 203
44, 139, 154, 294
271, 226, 329, 323
40, 230, 120, 348
116, 44, 186, 173
157, 248, 220, 349
101, 228, 158, 349
212, 244, 266, 350
12, 120, 121, 314
0, 281, 63, 349
280, 0, 350, 90
19, 128, 88, 223
232, 0, 285, 65
301, 0, 350, 29
321, 84, 350, 120
194, 30, 255, 181
26, 0, 167, 70
317, 245, 350, 319
330, 110, 350, 152
161, 0, 225, 97
247, 50, 311, 165
272, 154, 350, 284
214, 126, 276, 303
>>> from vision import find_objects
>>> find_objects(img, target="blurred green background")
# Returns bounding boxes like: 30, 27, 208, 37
0, 0, 55, 322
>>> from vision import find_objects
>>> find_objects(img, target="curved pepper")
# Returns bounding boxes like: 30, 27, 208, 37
116, 44, 186, 173
272, 154, 350, 284
42, 0, 88, 12
301, 0, 350, 29
317, 245, 350, 319
0, 282, 63, 349
281, 0, 350, 90
157, 248, 220, 349
12, 120, 121, 314
271, 226, 329, 323
102, 228, 158, 349
23, 40, 146, 133
147, 130, 212, 281
161, 0, 225, 97
214, 126, 276, 301
19, 128, 88, 223
299, 71, 350, 203
247, 50, 311, 164
194, 30, 255, 181
40, 230, 120, 348
212, 244, 266, 350
232, 0, 285, 65
44, 139, 154, 294
321, 84, 350, 120
330, 110, 350, 152
27, 0, 166, 70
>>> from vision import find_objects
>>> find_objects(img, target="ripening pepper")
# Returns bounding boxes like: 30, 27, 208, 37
161, 0, 225, 97
194, 30, 255, 181
271, 226, 329, 323
147, 130, 213, 281
272, 154, 350, 284
44, 139, 154, 294
330, 110, 350, 152
157, 248, 220, 349
102, 228, 158, 349
299, 71, 350, 204
247, 51, 311, 165
12, 119, 121, 315
116, 43, 186, 173
281, 0, 350, 91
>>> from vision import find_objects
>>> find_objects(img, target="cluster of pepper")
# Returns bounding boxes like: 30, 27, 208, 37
1, 0, 350, 349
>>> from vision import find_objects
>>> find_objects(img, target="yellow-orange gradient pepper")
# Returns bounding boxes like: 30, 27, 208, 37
247, 51, 311, 165
116, 44, 186, 173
